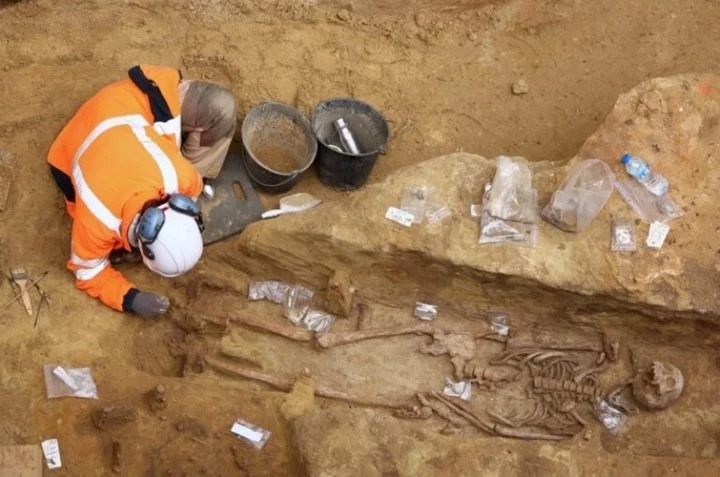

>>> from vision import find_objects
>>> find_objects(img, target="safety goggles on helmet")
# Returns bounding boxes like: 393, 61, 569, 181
137, 194, 204, 260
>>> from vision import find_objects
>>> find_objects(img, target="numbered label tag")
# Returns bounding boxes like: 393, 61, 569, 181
385, 207, 414, 227
41, 439, 62, 469
646, 221, 670, 249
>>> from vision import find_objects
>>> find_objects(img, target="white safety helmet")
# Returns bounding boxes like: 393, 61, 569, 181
136, 195, 204, 278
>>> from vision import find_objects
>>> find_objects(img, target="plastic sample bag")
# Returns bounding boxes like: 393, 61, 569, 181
302, 309, 336, 333
248, 281, 291, 304
414, 302, 438, 321
230, 419, 271, 449
611, 218, 636, 252
283, 284, 315, 325
401, 187, 432, 224
542, 159, 615, 232
487, 156, 538, 223
615, 179, 683, 223
43, 365, 98, 399
594, 398, 627, 434
479, 183, 538, 247
443, 378, 472, 401
400, 186, 452, 226
488, 311, 510, 336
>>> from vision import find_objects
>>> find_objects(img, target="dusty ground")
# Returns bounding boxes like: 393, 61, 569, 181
2, 0, 720, 475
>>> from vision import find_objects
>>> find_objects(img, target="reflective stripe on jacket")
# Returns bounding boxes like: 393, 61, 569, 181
48, 65, 203, 311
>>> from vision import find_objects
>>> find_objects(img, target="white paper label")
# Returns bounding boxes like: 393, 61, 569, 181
646, 221, 670, 249
231, 423, 264, 443
53, 366, 79, 391
385, 207, 414, 227
41, 438, 62, 469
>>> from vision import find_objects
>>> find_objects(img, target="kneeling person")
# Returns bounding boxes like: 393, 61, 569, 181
47, 65, 235, 318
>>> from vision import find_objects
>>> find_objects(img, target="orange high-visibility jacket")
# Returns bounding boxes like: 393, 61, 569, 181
48, 65, 203, 311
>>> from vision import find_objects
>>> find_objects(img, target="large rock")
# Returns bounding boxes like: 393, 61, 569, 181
226, 74, 720, 323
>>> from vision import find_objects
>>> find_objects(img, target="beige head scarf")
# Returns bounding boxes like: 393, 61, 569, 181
179, 80, 237, 179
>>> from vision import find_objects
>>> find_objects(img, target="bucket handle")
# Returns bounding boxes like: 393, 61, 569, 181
244, 159, 299, 190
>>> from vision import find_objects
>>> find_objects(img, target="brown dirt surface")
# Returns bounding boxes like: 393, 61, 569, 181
2, 0, 720, 475
252, 146, 299, 173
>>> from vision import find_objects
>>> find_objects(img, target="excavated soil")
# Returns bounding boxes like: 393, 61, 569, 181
2, 0, 720, 475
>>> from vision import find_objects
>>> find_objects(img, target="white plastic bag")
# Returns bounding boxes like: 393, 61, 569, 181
542, 159, 615, 232
487, 156, 538, 223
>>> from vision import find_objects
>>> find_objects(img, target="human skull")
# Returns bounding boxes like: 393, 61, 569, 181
632, 361, 684, 411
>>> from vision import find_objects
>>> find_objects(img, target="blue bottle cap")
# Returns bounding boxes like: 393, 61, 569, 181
620, 154, 632, 164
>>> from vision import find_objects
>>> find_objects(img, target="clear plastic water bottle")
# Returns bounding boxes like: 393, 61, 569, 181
620, 154, 669, 196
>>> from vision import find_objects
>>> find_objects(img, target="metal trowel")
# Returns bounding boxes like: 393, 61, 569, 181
197, 153, 264, 245
261, 193, 321, 219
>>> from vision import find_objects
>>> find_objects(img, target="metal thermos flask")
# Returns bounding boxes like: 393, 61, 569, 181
333, 118, 361, 155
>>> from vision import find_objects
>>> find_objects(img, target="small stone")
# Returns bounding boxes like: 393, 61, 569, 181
336, 9, 350, 21
583, 429, 592, 441
414, 12, 430, 28
512, 79, 530, 95
468, 32, 479, 42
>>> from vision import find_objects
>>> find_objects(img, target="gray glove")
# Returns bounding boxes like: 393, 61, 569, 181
130, 292, 170, 318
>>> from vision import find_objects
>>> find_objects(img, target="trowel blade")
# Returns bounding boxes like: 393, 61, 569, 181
278, 192, 321, 212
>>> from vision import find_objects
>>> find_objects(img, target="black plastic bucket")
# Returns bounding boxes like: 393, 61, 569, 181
241, 102, 318, 194
311, 98, 390, 190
